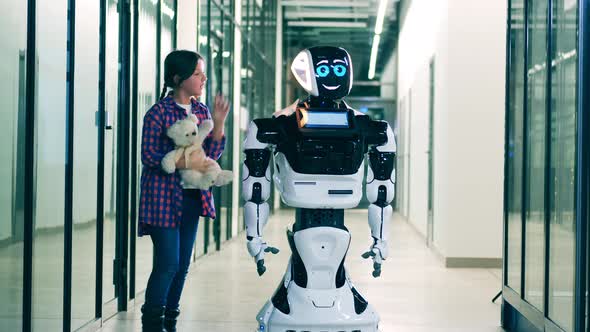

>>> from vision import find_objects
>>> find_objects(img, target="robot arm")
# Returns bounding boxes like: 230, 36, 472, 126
363, 123, 396, 278
243, 121, 279, 276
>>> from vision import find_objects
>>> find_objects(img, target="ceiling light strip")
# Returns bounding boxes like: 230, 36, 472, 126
375, 0, 388, 34
368, 34, 381, 80
284, 12, 369, 19
281, 1, 370, 7
369, 0, 388, 79
287, 21, 367, 28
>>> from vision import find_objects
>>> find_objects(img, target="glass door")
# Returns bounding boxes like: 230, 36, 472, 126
523, 0, 549, 311
502, 0, 587, 331
427, 59, 435, 246
0, 0, 27, 330
71, 0, 100, 328
220, 9, 234, 243
133, 0, 159, 300
32, 0, 68, 329
205, 33, 223, 253
102, 0, 120, 318
546, 1, 578, 330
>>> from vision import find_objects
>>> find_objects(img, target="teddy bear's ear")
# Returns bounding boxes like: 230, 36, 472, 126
187, 114, 198, 124
167, 122, 181, 140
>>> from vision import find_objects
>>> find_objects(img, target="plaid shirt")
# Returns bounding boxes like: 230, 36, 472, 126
138, 95, 226, 236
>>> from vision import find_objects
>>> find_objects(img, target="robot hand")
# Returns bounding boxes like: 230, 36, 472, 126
247, 236, 280, 276
361, 239, 388, 278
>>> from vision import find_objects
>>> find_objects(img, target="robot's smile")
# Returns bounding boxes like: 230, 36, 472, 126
322, 84, 340, 90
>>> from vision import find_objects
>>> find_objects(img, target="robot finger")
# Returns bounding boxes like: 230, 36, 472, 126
361, 251, 376, 259
372, 262, 382, 278
264, 246, 280, 254
256, 259, 267, 276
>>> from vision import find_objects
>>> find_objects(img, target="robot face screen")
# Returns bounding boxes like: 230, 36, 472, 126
310, 47, 352, 99
291, 46, 353, 99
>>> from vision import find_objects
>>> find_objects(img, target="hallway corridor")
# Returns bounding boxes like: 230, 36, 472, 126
98, 210, 505, 332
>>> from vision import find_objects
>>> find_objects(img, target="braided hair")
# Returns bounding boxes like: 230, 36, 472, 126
159, 50, 204, 100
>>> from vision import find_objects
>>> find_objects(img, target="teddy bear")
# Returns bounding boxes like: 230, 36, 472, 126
161, 114, 233, 189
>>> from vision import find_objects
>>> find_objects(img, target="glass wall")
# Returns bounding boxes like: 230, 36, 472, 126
524, 0, 548, 310
503, 0, 586, 331
71, 0, 100, 329
33, 0, 68, 330
0, 0, 27, 330
103, 0, 120, 312
219, 0, 235, 244
506, 0, 525, 294
238, 0, 277, 231
547, 0, 577, 330
134, 0, 159, 299
160, 0, 175, 90
195, 0, 210, 258
1, 0, 278, 329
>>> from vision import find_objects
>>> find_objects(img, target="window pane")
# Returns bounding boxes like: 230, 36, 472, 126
71, 0, 100, 328
193, 0, 209, 258
135, 0, 158, 296
207, 27, 221, 253
103, 0, 120, 306
219, 10, 234, 243
160, 0, 175, 89
0, 0, 27, 330
524, 0, 548, 311
548, 0, 578, 330
33, 0, 67, 330
506, 0, 525, 293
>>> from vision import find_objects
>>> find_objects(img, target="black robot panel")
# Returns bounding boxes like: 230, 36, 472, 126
254, 108, 388, 175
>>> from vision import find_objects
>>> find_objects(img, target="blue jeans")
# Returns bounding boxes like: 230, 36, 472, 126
144, 189, 201, 309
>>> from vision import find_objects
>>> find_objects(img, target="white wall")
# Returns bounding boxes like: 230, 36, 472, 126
397, 0, 448, 247
407, 65, 430, 237
443, 0, 505, 258
397, 0, 505, 261
380, 52, 396, 99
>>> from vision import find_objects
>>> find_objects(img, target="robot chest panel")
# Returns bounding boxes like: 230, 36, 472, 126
279, 138, 365, 175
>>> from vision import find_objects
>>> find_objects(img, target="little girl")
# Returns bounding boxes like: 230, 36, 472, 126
139, 50, 230, 332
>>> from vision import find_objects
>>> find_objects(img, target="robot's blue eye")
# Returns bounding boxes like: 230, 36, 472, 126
316, 65, 330, 77
333, 65, 347, 77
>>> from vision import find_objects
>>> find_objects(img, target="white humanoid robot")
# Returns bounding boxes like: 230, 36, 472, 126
242, 46, 396, 332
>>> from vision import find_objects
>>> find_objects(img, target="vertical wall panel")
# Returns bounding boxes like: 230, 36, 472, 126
71, 0, 100, 328
506, 0, 526, 293
524, 0, 549, 311
504, 1, 586, 331
547, 0, 578, 330
0, 0, 27, 329
134, 0, 158, 297
32, 0, 67, 329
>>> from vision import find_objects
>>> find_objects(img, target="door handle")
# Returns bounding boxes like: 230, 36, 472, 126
105, 110, 113, 130
95, 110, 113, 130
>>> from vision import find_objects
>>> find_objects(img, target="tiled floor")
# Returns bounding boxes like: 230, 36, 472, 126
98, 209, 505, 332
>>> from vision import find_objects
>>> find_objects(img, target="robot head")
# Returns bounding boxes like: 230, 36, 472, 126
291, 46, 353, 100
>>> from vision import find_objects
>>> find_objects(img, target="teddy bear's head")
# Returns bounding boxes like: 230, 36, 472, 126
167, 114, 200, 147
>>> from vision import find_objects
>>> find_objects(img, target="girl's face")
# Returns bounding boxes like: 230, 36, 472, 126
179, 59, 207, 98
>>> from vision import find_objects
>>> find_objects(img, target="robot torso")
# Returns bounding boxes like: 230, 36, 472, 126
253, 102, 388, 209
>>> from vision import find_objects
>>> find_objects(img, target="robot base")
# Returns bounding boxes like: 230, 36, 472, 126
255, 282, 380, 332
